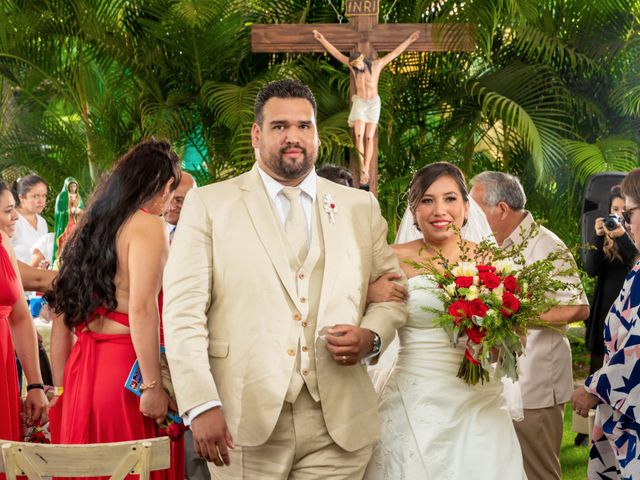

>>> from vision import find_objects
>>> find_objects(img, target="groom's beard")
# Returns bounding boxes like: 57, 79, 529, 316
268, 145, 316, 180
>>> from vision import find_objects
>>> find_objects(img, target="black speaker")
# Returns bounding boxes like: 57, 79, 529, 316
581, 172, 626, 265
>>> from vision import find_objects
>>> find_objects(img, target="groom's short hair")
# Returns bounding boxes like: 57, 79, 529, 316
471, 171, 526, 211
254, 79, 317, 127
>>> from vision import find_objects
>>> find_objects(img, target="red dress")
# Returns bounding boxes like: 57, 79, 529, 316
0, 242, 22, 452
51, 306, 184, 480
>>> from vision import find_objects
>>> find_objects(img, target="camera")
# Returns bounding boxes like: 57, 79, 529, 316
604, 214, 621, 231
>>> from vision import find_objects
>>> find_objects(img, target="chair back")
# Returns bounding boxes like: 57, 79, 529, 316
0, 437, 170, 480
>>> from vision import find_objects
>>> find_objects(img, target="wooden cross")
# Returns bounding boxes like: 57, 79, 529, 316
252, 0, 475, 194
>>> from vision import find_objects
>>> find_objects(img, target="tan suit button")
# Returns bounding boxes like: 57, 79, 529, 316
293, 313, 301, 321
302, 369, 309, 376
302, 346, 309, 352
287, 348, 296, 356
300, 297, 307, 303
298, 272, 305, 279
302, 321, 308, 327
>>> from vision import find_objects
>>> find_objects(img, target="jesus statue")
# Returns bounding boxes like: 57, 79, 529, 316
313, 29, 420, 186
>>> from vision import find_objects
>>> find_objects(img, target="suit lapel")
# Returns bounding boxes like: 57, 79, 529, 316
241, 167, 299, 306
316, 181, 341, 322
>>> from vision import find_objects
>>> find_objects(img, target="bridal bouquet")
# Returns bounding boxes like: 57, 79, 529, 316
416, 224, 581, 385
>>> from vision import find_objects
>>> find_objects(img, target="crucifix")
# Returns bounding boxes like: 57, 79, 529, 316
251, 0, 475, 194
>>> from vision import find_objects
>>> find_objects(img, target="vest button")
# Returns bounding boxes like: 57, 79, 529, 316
300, 297, 307, 303
302, 346, 309, 352
302, 369, 309, 376
293, 313, 301, 321
298, 272, 305, 279
302, 321, 308, 327
287, 348, 296, 356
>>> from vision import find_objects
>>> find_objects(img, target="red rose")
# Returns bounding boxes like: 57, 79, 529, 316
503, 275, 520, 293
448, 300, 470, 323
501, 292, 521, 317
465, 326, 486, 344
454, 276, 474, 288
477, 265, 496, 274
479, 272, 501, 290
468, 298, 488, 318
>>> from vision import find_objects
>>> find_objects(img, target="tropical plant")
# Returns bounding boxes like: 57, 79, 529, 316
0, 0, 637, 252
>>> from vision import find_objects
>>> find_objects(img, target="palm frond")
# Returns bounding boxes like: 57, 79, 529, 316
564, 136, 640, 184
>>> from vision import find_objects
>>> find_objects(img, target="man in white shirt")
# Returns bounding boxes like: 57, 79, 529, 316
470, 171, 589, 480
163, 79, 406, 479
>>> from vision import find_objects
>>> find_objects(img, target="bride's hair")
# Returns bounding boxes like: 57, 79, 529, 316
408, 162, 468, 214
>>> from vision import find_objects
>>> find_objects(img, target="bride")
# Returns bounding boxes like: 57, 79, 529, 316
364, 162, 526, 479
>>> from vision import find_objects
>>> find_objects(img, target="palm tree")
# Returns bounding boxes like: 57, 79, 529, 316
0, 0, 637, 246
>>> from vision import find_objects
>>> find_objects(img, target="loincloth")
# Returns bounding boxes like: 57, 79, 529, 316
348, 95, 381, 127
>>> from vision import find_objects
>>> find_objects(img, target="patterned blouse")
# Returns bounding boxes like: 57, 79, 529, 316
585, 261, 640, 479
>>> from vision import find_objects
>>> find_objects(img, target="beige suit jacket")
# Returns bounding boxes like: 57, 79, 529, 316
162, 165, 407, 451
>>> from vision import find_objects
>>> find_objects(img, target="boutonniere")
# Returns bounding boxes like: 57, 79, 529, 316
322, 193, 337, 223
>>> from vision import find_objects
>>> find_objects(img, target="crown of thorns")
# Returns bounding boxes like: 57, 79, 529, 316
349, 54, 365, 65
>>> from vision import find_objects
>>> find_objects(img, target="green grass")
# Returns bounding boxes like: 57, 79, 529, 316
560, 403, 589, 479
560, 327, 590, 478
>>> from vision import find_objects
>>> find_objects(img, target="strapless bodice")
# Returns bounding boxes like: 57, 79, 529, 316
406, 275, 444, 329
397, 275, 475, 379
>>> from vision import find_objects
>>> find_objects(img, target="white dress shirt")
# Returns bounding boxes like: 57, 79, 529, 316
257, 164, 317, 242
30, 232, 54, 265
184, 166, 317, 425
12, 213, 48, 263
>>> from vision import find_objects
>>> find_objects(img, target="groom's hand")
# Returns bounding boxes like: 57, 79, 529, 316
326, 325, 375, 365
191, 407, 235, 466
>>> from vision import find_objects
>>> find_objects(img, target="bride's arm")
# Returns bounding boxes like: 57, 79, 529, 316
367, 273, 408, 304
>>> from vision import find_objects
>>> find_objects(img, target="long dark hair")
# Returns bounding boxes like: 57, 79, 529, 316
51, 139, 181, 329
604, 185, 624, 262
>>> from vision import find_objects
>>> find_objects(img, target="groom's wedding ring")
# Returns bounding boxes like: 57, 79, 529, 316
341, 355, 347, 363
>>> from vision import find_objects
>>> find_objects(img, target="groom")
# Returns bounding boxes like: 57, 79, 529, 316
163, 79, 407, 479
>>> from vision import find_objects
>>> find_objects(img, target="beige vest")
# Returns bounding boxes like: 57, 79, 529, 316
278, 198, 325, 403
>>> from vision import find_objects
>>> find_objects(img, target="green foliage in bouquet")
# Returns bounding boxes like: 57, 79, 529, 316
410, 223, 582, 385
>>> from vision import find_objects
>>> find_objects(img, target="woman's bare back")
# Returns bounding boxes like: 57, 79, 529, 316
87, 211, 169, 334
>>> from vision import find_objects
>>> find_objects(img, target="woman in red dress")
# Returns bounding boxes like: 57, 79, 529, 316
0, 181, 48, 464
49, 139, 183, 479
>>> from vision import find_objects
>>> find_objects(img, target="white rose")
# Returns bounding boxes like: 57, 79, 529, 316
493, 284, 504, 297
465, 285, 479, 300
451, 262, 479, 277
445, 283, 457, 297
493, 259, 517, 275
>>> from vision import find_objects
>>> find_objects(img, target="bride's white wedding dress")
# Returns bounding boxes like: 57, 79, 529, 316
364, 275, 526, 480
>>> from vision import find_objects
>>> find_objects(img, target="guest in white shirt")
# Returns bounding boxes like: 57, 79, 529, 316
30, 233, 55, 269
12, 175, 49, 264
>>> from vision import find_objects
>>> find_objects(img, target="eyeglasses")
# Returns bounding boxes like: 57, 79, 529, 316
622, 207, 640, 224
